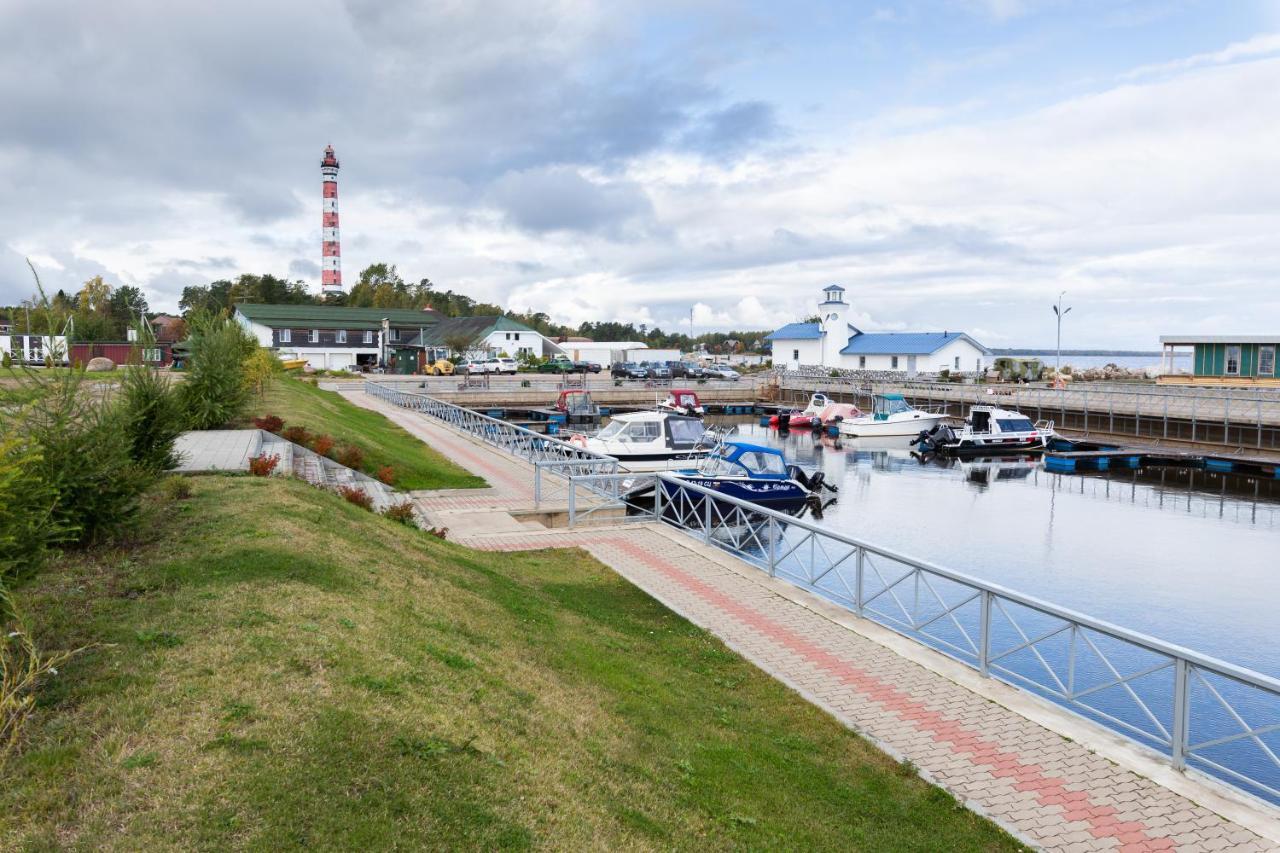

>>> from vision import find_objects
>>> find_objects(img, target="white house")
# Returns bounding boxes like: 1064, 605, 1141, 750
2, 333, 69, 365
766, 285, 990, 375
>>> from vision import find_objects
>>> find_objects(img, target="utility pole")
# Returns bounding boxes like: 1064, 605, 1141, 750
689, 307, 694, 349
1053, 291, 1072, 385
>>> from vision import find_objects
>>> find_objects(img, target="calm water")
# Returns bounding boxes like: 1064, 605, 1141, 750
721, 421, 1280, 677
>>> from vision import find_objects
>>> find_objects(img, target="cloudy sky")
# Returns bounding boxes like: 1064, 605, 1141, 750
3, 0, 1279, 348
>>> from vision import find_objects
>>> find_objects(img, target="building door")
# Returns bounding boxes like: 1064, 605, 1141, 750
906, 355, 917, 377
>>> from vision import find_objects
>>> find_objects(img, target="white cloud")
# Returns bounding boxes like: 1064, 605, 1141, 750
1120, 32, 1280, 80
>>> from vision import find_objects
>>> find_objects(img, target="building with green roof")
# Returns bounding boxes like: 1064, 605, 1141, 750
233, 303, 561, 372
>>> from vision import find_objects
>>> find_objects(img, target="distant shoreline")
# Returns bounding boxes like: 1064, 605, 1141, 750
991, 348, 1160, 357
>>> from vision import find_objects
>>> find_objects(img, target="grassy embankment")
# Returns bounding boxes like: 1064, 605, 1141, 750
245, 376, 484, 490
2, 382, 1020, 850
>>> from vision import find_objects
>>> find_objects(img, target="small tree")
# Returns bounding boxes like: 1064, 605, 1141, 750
178, 311, 256, 429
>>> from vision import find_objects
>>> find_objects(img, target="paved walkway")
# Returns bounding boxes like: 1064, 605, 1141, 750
172, 429, 262, 472
344, 388, 1280, 852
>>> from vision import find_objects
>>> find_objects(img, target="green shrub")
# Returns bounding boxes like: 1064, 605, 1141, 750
12, 371, 151, 546
0, 438, 58, 584
119, 364, 184, 474
178, 312, 256, 430
159, 476, 192, 502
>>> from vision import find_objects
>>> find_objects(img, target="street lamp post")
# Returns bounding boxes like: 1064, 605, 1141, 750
1052, 291, 1072, 385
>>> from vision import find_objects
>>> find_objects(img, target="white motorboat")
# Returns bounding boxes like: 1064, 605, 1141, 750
574, 411, 720, 471
912, 406, 1056, 456
838, 394, 946, 437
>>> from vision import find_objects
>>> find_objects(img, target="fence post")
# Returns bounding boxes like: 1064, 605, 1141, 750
1191, 396, 1197, 442
1258, 399, 1264, 449
767, 517, 778, 577
652, 475, 664, 521
703, 494, 713, 542
978, 590, 992, 677
1223, 396, 1231, 445
568, 478, 577, 528
855, 548, 865, 614
533, 463, 542, 506
1171, 658, 1190, 771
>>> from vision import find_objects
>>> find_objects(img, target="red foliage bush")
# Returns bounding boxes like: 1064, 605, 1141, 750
382, 501, 416, 525
336, 445, 364, 470
311, 434, 335, 457
281, 426, 311, 446
248, 454, 280, 477
336, 485, 373, 510
253, 415, 284, 433
375, 465, 396, 485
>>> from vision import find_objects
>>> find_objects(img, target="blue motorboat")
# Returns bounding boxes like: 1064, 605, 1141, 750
659, 439, 835, 513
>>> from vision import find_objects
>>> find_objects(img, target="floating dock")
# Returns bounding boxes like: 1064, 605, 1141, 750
1044, 444, 1280, 477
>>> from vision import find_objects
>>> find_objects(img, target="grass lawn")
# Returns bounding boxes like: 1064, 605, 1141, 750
246, 376, 485, 490
1, 477, 1020, 850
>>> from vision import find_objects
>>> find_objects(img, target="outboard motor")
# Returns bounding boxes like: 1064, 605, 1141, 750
789, 465, 838, 494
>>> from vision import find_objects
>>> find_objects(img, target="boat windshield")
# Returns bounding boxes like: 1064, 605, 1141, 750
996, 418, 1036, 433
737, 450, 787, 476
668, 418, 705, 444
597, 420, 628, 440
875, 397, 912, 416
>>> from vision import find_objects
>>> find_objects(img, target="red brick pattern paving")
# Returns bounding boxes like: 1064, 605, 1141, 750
348, 390, 1278, 852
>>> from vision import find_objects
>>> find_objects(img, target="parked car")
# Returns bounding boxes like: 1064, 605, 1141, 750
457, 359, 488, 374
485, 357, 518, 375
704, 365, 741, 380
536, 356, 575, 373
611, 362, 648, 379
643, 361, 672, 380
667, 360, 705, 379
575, 360, 603, 374
424, 358, 455, 376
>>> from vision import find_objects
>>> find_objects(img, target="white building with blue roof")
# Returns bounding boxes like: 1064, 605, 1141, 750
765, 285, 991, 376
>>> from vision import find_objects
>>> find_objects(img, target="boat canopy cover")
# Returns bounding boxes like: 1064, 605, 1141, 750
879, 393, 905, 400
703, 440, 789, 479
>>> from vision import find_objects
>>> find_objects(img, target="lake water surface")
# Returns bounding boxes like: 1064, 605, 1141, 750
717, 420, 1280, 678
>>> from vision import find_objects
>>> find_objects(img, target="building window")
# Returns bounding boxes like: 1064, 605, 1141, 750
792, 349, 799, 361
891, 356, 899, 370
143, 348, 161, 362
280, 329, 291, 343
954, 356, 960, 369
336, 329, 347, 344
363, 330, 373, 344
1260, 345, 1276, 376
310, 329, 319, 343
389, 329, 399, 342
1225, 345, 1241, 375
859, 356, 866, 368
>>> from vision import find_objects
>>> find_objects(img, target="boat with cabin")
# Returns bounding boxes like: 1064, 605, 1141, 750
553, 390, 600, 424
838, 394, 946, 437
658, 389, 705, 417
575, 410, 719, 471
659, 439, 837, 513
911, 406, 1055, 456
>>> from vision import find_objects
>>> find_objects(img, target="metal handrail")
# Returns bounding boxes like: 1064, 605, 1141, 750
647, 472, 1280, 803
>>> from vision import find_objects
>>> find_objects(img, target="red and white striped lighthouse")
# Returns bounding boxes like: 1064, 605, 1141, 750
320, 145, 342, 295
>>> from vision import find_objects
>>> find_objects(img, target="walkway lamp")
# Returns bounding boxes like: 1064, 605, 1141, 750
1052, 291, 1072, 385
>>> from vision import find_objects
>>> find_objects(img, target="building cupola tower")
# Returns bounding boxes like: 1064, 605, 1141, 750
819, 284, 850, 364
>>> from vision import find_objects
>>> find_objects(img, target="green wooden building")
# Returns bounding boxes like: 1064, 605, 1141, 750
1159, 335, 1280, 385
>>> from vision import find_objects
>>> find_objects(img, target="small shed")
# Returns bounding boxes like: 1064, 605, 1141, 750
1158, 336, 1279, 386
